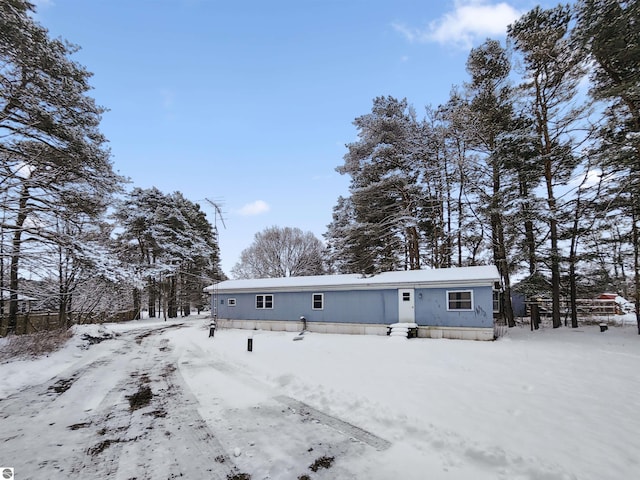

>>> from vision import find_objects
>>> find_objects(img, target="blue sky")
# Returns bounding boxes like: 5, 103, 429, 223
33, 0, 556, 276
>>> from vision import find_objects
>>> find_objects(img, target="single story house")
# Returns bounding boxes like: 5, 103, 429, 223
1, 290, 36, 313
205, 265, 501, 341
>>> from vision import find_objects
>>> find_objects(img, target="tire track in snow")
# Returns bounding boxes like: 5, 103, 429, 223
0, 323, 178, 416
0, 324, 243, 480
0, 356, 113, 419
71, 329, 242, 480
274, 395, 392, 451
160, 364, 241, 479
192, 351, 393, 452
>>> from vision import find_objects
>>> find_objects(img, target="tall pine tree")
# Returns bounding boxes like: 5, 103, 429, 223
464, 39, 518, 326
336, 96, 422, 274
509, 5, 586, 328
1, 1, 123, 332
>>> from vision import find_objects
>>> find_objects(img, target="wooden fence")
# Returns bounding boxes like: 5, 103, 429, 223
0, 309, 138, 337
525, 299, 620, 317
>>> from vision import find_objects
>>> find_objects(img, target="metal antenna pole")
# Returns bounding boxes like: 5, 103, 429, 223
204, 198, 226, 322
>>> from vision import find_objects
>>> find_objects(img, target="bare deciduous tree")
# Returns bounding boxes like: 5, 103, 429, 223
232, 226, 326, 279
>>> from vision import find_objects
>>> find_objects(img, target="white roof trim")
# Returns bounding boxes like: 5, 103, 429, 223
205, 266, 500, 293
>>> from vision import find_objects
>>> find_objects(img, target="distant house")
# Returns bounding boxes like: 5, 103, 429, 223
0, 290, 36, 313
205, 265, 501, 341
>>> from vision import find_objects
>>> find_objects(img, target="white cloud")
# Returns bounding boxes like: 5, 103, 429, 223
393, 0, 523, 50
237, 200, 270, 216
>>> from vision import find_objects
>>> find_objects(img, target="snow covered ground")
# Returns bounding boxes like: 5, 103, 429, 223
0, 316, 638, 479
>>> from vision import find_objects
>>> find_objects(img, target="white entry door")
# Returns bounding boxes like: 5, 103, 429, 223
398, 288, 415, 323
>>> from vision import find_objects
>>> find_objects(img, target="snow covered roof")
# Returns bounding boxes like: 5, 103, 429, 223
205, 265, 500, 293
0, 290, 37, 301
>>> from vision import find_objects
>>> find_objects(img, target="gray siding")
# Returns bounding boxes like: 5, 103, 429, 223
216, 285, 494, 328
217, 289, 397, 324
415, 287, 493, 327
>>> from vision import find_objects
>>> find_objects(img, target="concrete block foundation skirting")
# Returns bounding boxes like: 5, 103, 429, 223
213, 319, 494, 341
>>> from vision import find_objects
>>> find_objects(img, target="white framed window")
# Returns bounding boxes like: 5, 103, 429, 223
492, 290, 500, 313
227, 298, 236, 307
447, 290, 473, 311
256, 294, 273, 309
312, 293, 324, 310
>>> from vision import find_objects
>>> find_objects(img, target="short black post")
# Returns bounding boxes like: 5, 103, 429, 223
247, 337, 253, 352
209, 321, 216, 337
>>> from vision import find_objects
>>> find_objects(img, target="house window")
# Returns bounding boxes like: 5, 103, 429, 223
256, 294, 273, 309
312, 293, 324, 310
402, 292, 411, 302
492, 290, 500, 313
228, 298, 236, 307
447, 290, 473, 311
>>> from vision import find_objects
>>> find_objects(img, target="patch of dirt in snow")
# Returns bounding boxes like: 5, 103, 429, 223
87, 438, 128, 456
67, 422, 92, 431
133, 323, 185, 344
80, 332, 115, 346
48, 374, 78, 394
126, 384, 153, 411
309, 455, 335, 472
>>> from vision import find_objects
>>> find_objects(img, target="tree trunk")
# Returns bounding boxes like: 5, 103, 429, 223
159, 279, 163, 319
456, 166, 464, 267
168, 275, 177, 318
8, 184, 29, 335
58, 295, 69, 329
633, 208, 640, 335
491, 161, 515, 327
406, 226, 420, 270
530, 303, 540, 330
568, 258, 579, 329
147, 277, 156, 317
568, 190, 585, 329
133, 287, 141, 320
518, 176, 537, 275
1, 226, 4, 322
549, 218, 562, 328
544, 156, 562, 329
58, 243, 70, 328
161, 278, 167, 321
66, 293, 73, 328
496, 249, 515, 326
181, 274, 191, 317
